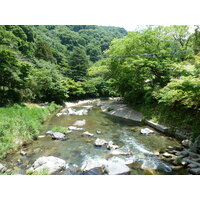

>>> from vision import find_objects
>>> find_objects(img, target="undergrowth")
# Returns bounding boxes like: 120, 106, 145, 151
0, 103, 60, 159
51, 126, 68, 133
26, 168, 49, 175
133, 102, 200, 141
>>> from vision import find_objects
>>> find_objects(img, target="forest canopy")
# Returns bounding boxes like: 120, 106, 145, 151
0, 25, 200, 113
0, 25, 127, 105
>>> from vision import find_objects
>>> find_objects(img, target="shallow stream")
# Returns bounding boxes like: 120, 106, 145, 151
2, 101, 188, 175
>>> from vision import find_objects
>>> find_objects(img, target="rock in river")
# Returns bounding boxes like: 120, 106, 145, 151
109, 149, 132, 157
52, 132, 65, 140
181, 139, 191, 148
68, 126, 83, 131
46, 131, 65, 140
0, 163, 7, 173
140, 128, 154, 136
96, 130, 102, 134
162, 152, 173, 158
73, 120, 86, 126
81, 157, 131, 175
65, 108, 88, 116
46, 130, 54, 135
82, 131, 94, 137
56, 113, 62, 117
94, 138, 108, 147
28, 156, 66, 175
104, 157, 131, 175
20, 150, 27, 156
189, 167, 200, 175
107, 141, 119, 150
81, 159, 104, 172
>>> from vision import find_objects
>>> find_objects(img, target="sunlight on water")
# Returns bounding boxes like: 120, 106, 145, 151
2, 101, 187, 175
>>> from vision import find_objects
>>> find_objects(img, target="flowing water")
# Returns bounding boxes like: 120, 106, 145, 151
2, 101, 188, 175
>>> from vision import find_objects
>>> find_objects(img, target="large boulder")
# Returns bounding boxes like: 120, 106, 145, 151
28, 156, 66, 174
94, 138, 108, 147
0, 164, 7, 173
81, 157, 131, 175
104, 157, 130, 175
81, 159, 104, 172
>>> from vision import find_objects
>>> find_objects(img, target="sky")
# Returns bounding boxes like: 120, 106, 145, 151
122, 25, 144, 32
1, 0, 199, 29
102, 25, 145, 32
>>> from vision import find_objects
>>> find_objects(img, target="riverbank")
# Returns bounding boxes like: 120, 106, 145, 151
101, 100, 199, 140
0, 103, 60, 160
134, 103, 200, 141
101, 99, 200, 174
101, 101, 168, 133
101, 101, 143, 122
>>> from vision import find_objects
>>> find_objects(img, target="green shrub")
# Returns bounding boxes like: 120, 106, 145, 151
26, 168, 49, 175
51, 126, 68, 133
155, 76, 200, 110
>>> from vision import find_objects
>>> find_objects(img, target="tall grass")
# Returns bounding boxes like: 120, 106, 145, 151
0, 103, 60, 159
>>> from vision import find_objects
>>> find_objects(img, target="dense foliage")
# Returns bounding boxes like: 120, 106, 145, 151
0, 25, 127, 105
107, 25, 200, 138
107, 26, 197, 105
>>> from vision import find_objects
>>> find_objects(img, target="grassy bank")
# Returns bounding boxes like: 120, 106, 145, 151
0, 103, 60, 159
134, 103, 200, 141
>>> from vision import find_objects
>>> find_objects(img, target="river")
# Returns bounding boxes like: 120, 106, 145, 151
2, 100, 188, 175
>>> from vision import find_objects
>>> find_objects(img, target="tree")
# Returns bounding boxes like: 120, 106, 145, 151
68, 46, 89, 81
86, 44, 102, 62
107, 26, 193, 104
30, 60, 69, 104
193, 26, 200, 54
0, 49, 32, 105
35, 40, 54, 62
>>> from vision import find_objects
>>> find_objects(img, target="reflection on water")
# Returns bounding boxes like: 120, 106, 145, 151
2, 102, 188, 175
